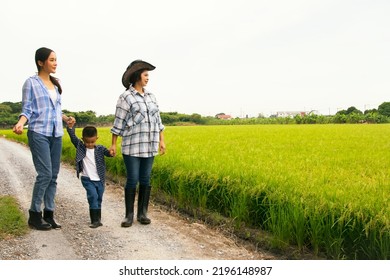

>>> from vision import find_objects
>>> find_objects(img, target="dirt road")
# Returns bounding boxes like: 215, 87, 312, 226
0, 137, 277, 260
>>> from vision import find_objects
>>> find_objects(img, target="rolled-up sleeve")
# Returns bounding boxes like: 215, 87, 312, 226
157, 112, 165, 132
111, 95, 130, 136
19, 79, 33, 122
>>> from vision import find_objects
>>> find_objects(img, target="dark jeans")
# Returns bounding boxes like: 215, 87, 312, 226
27, 130, 62, 212
81, 176, 104, 209
122, 155, 154, 190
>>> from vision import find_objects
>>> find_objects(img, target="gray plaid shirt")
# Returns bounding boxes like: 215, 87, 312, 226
111, 86, 164, 157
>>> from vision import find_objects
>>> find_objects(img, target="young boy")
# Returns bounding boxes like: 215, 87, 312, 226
66, 124, 113, 228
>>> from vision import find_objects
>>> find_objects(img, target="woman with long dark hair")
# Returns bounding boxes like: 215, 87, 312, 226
13, 47, 74, 230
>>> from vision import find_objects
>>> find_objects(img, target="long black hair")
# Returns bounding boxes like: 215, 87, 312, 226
35, 47, 62, 94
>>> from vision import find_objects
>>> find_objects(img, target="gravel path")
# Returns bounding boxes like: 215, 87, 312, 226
0, 137, 277, 260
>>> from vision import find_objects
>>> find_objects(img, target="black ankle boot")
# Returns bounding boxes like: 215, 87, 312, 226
28, 210, 52, 230
137, 185, 151, 225
43, 210, 61, 229
121, 188, 136, 227
89, 209, 102, 228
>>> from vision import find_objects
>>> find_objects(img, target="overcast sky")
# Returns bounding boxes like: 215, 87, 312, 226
1, 0, 389, 117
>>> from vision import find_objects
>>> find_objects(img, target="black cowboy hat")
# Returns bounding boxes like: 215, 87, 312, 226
122, 60, 156, 88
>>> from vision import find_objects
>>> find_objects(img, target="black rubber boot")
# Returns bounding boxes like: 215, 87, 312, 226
28, 210, 52, 230
97, 209, 103, 226
89, 209, 102, 228
137, 185, 151, 225
121, 188, 136, 227
43, 210, 61, 229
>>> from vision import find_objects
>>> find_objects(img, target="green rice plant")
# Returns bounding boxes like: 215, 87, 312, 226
264, 201, 293, 249
153, 124, 390, 259
1, 124, 389, 259
307, 208, 326, 255
291, 203, 307, 249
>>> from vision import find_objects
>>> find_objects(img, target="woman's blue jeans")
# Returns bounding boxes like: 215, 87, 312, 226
81, 176, 104, 209
122, 155, 154, 190
27, 130, 62, 212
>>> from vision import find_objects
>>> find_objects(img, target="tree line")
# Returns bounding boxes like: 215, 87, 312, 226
1, 101, 390, 128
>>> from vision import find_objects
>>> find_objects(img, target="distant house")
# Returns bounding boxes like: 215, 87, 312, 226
276, 111, 307, 118
215, 113, 232, 120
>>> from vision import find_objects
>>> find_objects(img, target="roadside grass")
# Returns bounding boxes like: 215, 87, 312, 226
0, 195, 28, 240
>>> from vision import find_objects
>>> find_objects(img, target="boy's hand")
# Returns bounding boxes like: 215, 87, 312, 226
66, 117, 76, 128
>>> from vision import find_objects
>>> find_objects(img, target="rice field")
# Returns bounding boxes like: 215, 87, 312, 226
152, 124, 390, 259
2, 124, 389, 259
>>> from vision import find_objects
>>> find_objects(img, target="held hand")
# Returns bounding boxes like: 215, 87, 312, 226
66, 116, 76, 128
109, 145, 116, 157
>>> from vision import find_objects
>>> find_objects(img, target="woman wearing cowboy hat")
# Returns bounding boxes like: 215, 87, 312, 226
110, 60, 166, 227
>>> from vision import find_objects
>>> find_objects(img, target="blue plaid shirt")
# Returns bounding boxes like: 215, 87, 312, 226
111, 86, 164, 157
20, 75, 64, 137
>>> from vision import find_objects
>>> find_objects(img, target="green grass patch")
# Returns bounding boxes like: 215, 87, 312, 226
0, 195, 28, 239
